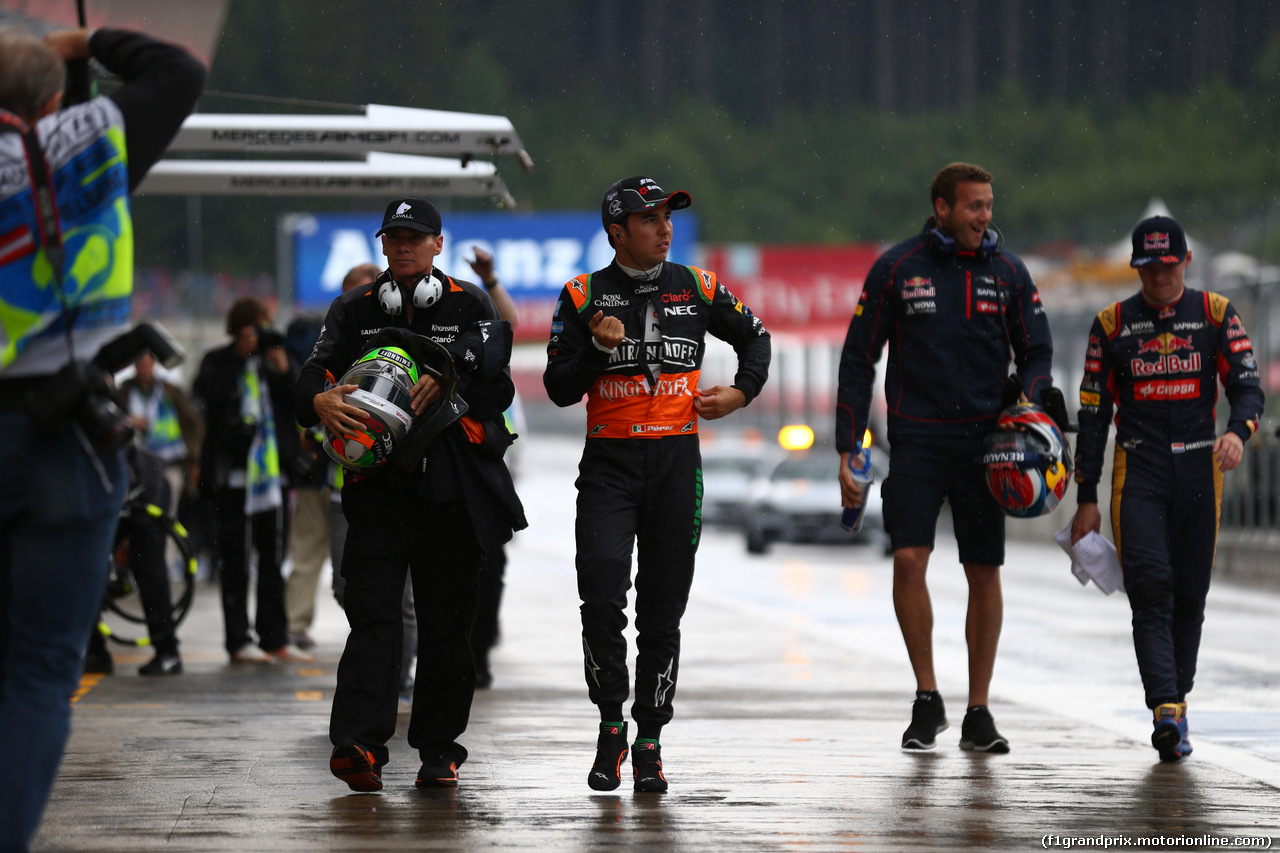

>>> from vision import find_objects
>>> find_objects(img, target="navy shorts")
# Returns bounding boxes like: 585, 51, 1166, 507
881, 436, 1005, 566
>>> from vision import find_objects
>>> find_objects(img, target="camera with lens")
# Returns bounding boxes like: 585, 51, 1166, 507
24, 322, 185, 454
256, 325, 286, 352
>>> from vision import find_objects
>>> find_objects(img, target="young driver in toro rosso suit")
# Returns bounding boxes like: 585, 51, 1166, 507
1069, 215, 1263, 762
544, 176, 770, 793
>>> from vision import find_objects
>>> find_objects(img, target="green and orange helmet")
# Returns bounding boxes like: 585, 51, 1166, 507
323, 346, 418, 472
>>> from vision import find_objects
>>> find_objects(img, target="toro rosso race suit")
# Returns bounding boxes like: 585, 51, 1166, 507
1075, 287, 1263, 709
836, 224, 1054, 454
543, 260, 769, 732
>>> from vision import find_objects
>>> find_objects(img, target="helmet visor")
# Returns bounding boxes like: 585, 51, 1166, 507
355, 373, 414, 414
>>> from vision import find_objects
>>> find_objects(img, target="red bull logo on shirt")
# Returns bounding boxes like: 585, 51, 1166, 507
1131, 334, 1199, 377
1137, 333, 1194, 354
903, 276, 935, 298
1131, 351, 1200, 377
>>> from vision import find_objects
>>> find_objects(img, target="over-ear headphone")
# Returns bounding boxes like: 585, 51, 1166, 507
926, 219, 1001, 259
376, 270, 443, 316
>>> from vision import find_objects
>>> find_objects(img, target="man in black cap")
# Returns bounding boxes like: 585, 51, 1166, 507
1070, 214, 1264, 762
297, 197, 525, 791
544, 176, 771, 792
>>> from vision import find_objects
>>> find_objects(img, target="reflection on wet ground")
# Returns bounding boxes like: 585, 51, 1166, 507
35, 435, 1280, 851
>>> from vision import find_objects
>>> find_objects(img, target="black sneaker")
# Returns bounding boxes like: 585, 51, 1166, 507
138, 653, 183, 676
959, 705, 1010, 753
901, 690, 948, 751
587, 721, 629, 791
415, 753, 460, 788
632, 740, 667, 793
83, 633, 114, 675
330, 743, 383, 792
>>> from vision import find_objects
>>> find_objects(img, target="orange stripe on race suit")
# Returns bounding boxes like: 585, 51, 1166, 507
567, 273, 591, 312
585, 371, 701, 439
687, 265, 717, 303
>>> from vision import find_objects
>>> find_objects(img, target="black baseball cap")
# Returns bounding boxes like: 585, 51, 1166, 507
601, 176, 692, 229
1130, 215, 1188, 267
375, 198, 442, 237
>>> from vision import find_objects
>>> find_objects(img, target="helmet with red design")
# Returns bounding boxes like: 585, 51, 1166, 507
322, 345, 419, 472
980, 403, 1072, 518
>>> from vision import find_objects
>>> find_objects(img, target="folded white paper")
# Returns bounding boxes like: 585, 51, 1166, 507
1054, 526, 1125, 595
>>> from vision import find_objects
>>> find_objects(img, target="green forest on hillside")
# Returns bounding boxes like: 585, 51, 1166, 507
130, 1, 1280, 276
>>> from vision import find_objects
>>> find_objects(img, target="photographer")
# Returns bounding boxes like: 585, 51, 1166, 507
298, 198, 525, 792
0, 25, 203, 851
194, 298, 311, 664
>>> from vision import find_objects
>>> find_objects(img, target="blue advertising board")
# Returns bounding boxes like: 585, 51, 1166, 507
289, 210, 699, 310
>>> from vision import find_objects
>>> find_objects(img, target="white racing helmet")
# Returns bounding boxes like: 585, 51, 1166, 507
323, 346, 419, 472
981, 402, 1073, 518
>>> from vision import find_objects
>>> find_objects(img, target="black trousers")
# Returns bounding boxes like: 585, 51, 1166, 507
128, 509, 178, 656
1113, 445, 1222, 709
331, 472, 482, 769
125, 454, 179, 656
471, 544, 505, 661
574, 436, 702, 738
212, 489, 288, 654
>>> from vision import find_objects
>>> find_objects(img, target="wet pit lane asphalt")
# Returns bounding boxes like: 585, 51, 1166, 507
35, 435, 1280, 851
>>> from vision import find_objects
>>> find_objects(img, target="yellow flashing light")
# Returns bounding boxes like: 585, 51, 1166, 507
778, 424, 815, 451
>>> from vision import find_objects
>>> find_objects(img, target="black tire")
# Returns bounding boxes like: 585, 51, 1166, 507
101, 502, 197, 647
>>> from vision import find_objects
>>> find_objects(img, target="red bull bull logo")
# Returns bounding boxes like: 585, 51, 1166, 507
1132, 334, 1199, 377
1137, 333, 1194, 354
903, 276, 936, 298
1143, 232, 1171, 251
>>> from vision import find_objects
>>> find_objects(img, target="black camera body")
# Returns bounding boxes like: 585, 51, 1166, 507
25, 322, 185, 453
256, 325, 286, 352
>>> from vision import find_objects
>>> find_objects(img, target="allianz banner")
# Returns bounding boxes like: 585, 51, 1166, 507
290, 211, 698, 341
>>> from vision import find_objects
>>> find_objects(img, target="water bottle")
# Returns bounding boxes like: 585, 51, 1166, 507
840, 451, 874, 534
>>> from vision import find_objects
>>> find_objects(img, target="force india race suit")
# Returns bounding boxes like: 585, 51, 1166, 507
1075, 287, 1264, 709
543, 260, 770, 733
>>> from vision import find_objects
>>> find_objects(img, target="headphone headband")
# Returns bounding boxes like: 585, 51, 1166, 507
926, 220, 1001, 259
